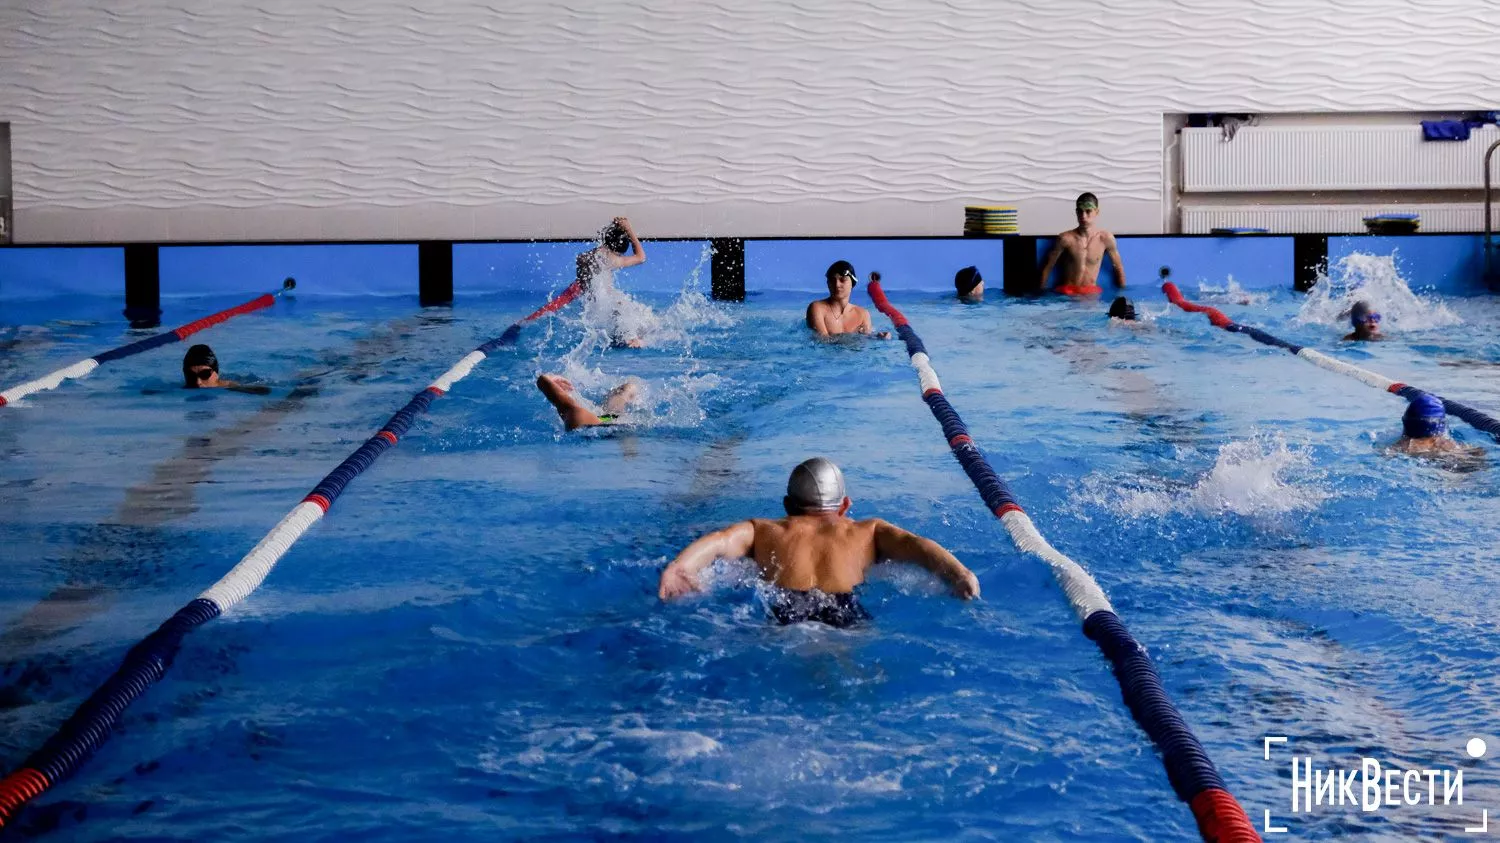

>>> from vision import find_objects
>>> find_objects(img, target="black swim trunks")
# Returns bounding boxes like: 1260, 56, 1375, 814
768, 588, 871, 628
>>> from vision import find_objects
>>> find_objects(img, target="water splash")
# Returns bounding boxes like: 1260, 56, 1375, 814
1196, 276, 1267, 306
537, 244, 733, 429
1080, 431, 1330, 518
1296, 252, 1461, 331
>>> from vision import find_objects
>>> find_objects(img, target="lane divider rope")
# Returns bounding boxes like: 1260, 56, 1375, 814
868, 279, 1261, 843
0, 281, 582, 829
1, 278, 297, 408
1163, 279, 1500, 441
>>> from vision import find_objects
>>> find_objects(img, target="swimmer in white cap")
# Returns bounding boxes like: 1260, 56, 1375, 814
658, 457, 979, 627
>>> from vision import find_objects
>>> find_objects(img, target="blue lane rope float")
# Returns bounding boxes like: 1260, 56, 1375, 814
0, 282, 583, 828
867, 278, 1261, 843
1162, 275, 1500, 442
0, 278, 297, 408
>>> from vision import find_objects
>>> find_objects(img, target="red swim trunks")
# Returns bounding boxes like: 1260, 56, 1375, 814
1056, 284, 1103, 297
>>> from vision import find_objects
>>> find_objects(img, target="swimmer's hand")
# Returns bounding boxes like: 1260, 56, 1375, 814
658, 566, 702, 600
953, 570, 980, 600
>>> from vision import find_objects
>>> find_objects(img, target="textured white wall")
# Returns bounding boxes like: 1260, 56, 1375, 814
1, 0, 1497, 242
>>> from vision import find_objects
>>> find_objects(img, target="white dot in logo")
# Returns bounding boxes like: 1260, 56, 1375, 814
1467, 738, 1487, 759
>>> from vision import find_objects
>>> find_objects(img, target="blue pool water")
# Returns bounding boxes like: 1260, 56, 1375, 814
3, 270, 1499, 840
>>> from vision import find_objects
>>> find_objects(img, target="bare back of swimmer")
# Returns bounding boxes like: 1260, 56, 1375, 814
658, 458, 978, 626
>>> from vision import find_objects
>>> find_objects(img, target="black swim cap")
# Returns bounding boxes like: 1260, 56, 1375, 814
826, 260, 856, 282
955, 266, 983, 297
1109, 296, 1137, 321
183, 344, 218, 373
601, 221, 630, 254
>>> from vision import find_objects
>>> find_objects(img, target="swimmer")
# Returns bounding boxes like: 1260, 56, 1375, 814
1390, 392, 1483, 459
181, 344, 270, 395
1344, 301, 1383, 341
535, 373, 642, 430
658, 457, 979, 627
576, 216, 646, 291
955, 266, 984, 302
805, 262, 890, 338
1108, 296, 1137, 321
1039, 192, 1126, 296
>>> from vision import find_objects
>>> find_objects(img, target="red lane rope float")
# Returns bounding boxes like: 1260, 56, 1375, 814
868, 279, 1260, 843
0, 283, 581, 830
0, 278, 297, 408
1163, 278, 1500, 442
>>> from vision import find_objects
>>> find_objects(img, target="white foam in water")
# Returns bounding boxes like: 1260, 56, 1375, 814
1081, 431, 1329, 518
1196, 276, 1267, 306
538, 243, 733, 429
1296, 252, 1461, 331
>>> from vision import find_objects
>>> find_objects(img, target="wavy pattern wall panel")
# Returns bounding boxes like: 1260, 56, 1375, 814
1, 0, 1496, 240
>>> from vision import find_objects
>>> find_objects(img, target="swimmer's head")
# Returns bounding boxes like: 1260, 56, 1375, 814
1350, 300, 1381, 329
954, 266, 983, 299
784, 457, 849, 515
1402, 392, 1448, 439
182, 343, 219, 388
1108, 296, 1137, 321
601, 221, 631, 254
825, 260, 857, 294
1076, 192, 1100, 223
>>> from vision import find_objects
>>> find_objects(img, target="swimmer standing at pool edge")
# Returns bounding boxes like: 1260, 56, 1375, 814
1039, 192, 1126, 296
658, 457, 979, 627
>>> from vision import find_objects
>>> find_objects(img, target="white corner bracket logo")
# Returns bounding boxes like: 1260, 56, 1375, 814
1261, 736, 1490, 834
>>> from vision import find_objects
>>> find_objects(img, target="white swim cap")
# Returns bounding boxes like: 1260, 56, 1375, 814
786, 457, 846, 512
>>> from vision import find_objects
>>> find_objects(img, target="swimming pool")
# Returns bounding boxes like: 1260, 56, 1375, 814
3, 268, 1499, 840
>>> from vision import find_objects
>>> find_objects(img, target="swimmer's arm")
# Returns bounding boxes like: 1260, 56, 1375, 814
659, 521, 756, 600
611, 217, 646, 268
806, 302, 831, 336
1038, 238, 1064, 288
872, 520, 980, 599
1104, 232, 1125, 287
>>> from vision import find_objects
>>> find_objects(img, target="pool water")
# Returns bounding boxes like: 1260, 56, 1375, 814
3, 271, 1499, 841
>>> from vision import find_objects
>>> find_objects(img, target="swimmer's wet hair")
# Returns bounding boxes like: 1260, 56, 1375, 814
601, 221, 631, 254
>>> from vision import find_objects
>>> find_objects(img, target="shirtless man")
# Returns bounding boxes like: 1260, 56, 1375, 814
1391, 392, 1483, 459
1039, 193, 1126, 296
658, 457, 979, 627
806, 261, 889, 338
535, 373, 641, 430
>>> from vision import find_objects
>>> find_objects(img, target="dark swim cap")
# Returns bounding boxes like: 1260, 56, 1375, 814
1350, 300, 1378, 327
601, 221, 630, 254
1108, 296, 1137, 321
1402, 392, 1447, 438
954, 266, 982, 297
826, 260, 856, 282
183, 344, 218, 373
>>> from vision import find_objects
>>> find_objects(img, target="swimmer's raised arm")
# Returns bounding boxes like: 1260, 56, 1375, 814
659, 520, 756, 600
1104, 232, 1126, 287
611, 217, 646, 269
872, 519, 980, 598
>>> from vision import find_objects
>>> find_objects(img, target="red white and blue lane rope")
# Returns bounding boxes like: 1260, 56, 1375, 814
1163, 279, 1500, 442
0, 278, 297, 408
867, 280, 1261, 843
0, 282, 583, 829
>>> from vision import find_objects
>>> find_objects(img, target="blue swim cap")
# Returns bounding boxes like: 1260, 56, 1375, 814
1402, 392, 1447, 438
